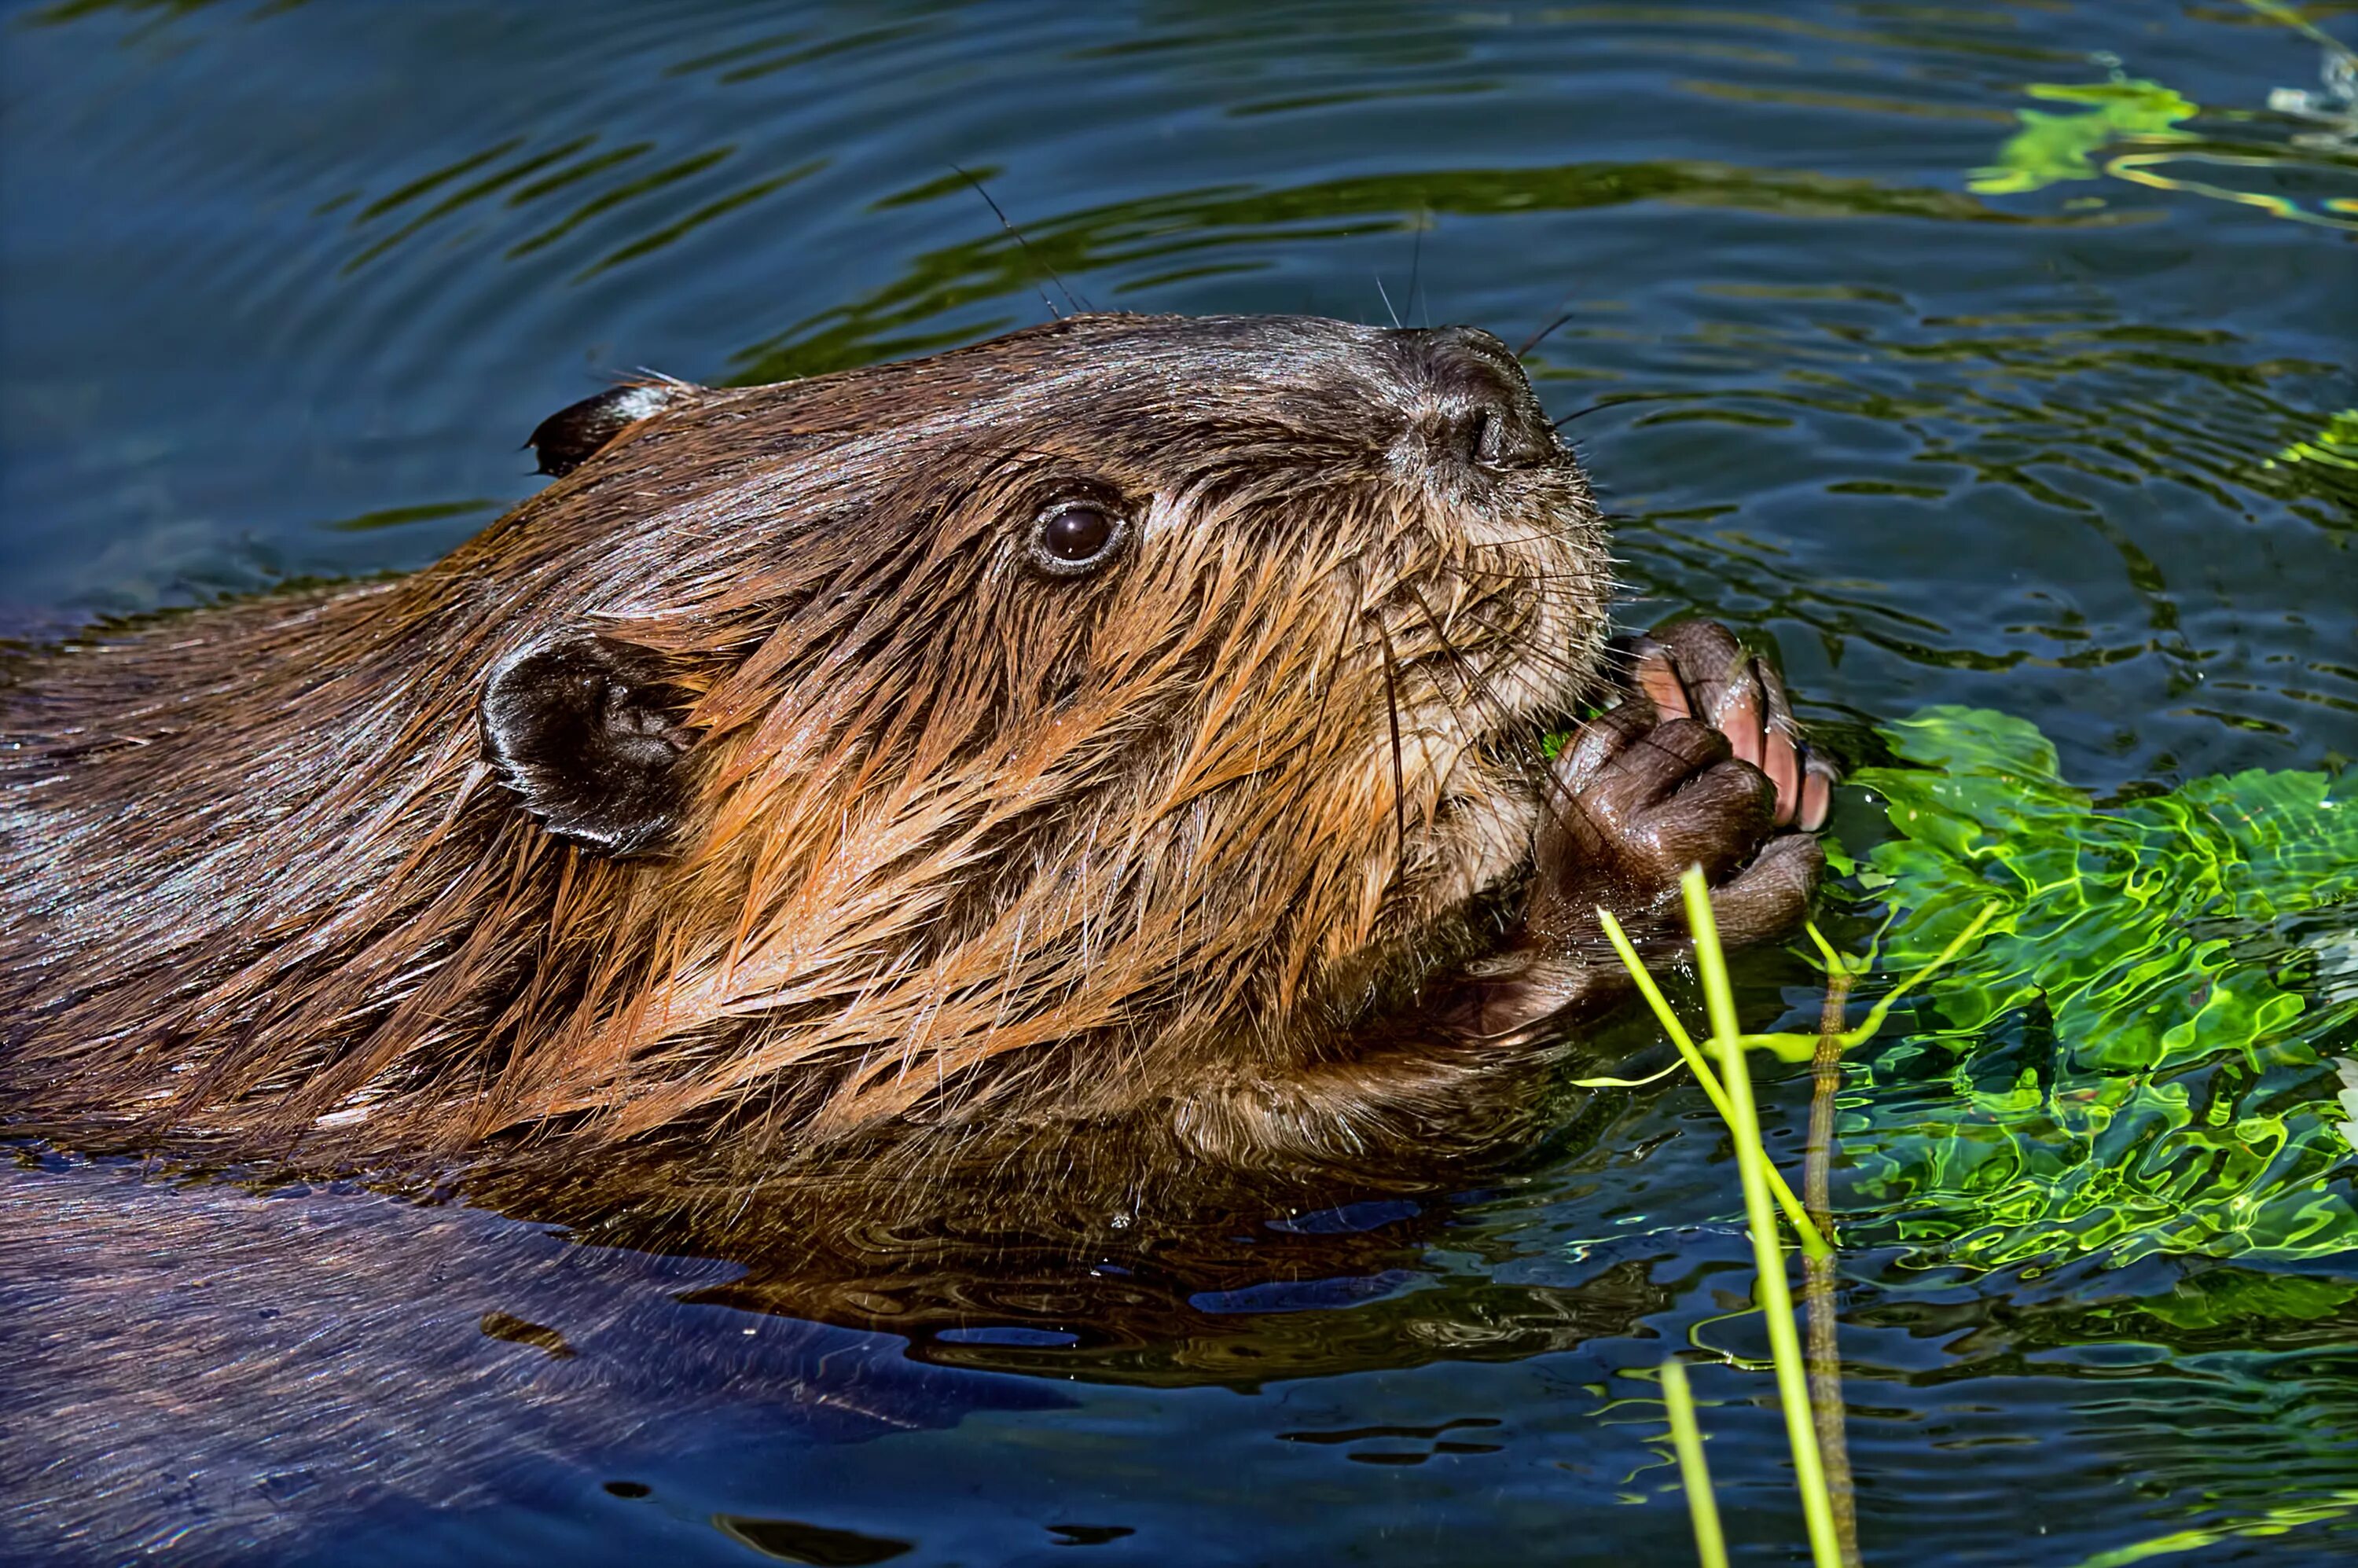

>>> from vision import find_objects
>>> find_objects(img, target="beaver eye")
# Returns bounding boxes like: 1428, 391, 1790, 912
1028, 501, 1129, 578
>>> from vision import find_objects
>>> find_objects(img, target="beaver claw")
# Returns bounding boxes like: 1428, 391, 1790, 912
1526, 705, 1821, 956
1531, 616, 1831, 957
1544, 618, 1831, 946
1623, 619, 1834, 831
1446, 619, 1834, 1040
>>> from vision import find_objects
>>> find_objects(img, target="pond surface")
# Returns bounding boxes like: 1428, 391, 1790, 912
3, 1, 2356, 1564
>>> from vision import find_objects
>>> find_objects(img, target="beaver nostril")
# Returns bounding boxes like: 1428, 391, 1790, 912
1465, 408, 1497, 465
1397, 325, 1555, 472
1438, 393, 1549, 470
1467, 406, 1519, 466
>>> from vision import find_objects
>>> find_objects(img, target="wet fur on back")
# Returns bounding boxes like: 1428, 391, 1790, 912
0, 314, 1610, 1193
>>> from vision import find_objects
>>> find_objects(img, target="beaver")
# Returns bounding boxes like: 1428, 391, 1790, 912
0, 312, 1828, 1228
2, 313, 1837, 1561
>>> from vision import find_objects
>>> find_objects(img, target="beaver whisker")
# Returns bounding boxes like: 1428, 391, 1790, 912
1450, 554, 1608, 589
1399, 580, 1555, 781
1444, 608, 1594, 682
1515, 309, 1578, 359
951, 164, 1085, 318
1371, 613, 1411, 889
1549, 402, 1626, 429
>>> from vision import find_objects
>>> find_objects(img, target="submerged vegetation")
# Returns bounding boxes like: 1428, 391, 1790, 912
1610, 710, 2356, 1563
2275, 409, 2358, 473
1842, 708, 2358, 1276
1967, 79, 2198, 196
1965, 0, 2358, 232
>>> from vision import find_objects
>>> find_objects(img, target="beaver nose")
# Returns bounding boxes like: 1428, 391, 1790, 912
1391, 325, 1556, 471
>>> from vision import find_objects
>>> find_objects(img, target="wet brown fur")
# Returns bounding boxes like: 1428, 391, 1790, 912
1, 314, 1613, 1206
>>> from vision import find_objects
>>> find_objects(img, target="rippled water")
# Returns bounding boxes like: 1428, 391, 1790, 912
4, 2, 2356, 1564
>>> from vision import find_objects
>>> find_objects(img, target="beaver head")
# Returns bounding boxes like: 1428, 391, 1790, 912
3, 314, 1658, 1187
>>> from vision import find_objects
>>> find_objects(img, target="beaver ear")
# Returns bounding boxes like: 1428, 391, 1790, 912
479, 637, 696, 857
527, 382, 687, 478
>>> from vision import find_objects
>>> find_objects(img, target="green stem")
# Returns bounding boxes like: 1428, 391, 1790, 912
1661, 1358, 1730, 1568
1835, 902, 2001, 1044
1597, 909, 1831, 1258
1683, 868, 1843, 1568
1805, 968, 1861, 1568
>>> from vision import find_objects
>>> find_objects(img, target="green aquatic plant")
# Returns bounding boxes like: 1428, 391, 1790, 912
1840, 707, 2358, 1272
1685, 872, 1844, 1568
1586, 913, 1830, 1256
1968, 79, 2198, 195
1612, 876, 1997, 1568
1969, 9, 2358, 230
2273, 407, 2358, 472
1616, 711, 2355, 1566
1657, 1359, 1728, 1568
1625, 871, 1847, 1568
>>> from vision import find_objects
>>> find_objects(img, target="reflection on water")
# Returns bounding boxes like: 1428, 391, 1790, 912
0, 1153, 1065, 1565
4, 0, 2357, 1563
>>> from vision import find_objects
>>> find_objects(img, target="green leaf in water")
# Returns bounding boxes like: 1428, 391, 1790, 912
1968, 79, 2198, 195
1839, 707, 2358, 1269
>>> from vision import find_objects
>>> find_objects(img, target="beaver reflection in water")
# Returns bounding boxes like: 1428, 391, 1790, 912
0, 314, 1830, 1229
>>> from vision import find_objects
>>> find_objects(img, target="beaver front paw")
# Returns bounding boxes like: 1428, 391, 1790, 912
1622, 618, 1835, 832
1526, 617, 1831, 958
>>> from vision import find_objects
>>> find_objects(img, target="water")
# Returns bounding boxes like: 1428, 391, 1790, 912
3, 1, 2356, 1563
